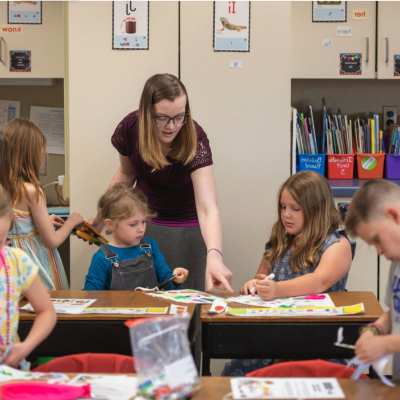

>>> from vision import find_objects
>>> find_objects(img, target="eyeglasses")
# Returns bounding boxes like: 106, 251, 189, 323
152, 114, 189, 128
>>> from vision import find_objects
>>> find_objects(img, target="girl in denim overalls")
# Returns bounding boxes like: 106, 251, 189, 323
84, 184, 188, 291
222, 171, 356, 376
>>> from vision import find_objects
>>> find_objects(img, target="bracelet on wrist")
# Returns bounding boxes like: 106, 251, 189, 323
207, 248, 223, 258
358, 323, 384, 336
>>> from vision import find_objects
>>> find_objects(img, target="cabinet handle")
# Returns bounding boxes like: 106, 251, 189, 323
0, 37, 3, 63
386, 38, 389, 64
366, 37, 369, 63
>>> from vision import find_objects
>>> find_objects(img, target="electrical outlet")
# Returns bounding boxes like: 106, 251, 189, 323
383, 106, 398, 130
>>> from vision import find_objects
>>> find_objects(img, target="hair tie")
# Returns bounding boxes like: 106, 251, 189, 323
207, 248, 223, 258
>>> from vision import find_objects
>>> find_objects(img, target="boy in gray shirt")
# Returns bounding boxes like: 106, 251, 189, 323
346, 180, 400, 380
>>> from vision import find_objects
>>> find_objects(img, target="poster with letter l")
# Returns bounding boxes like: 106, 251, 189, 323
214, 1, 250, 52
113, 1, 149, 50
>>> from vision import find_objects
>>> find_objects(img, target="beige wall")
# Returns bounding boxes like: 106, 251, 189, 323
0, 1, 64, 78
181, 1, 291, 290
67, 1, 179, 289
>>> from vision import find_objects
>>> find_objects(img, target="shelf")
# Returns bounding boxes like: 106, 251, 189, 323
328, 179, 400, 197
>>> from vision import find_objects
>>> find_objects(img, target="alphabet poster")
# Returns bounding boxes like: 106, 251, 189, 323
312, 1, 347, 23
8, 1, 41, 24
112, 1, 149, 50
214, 1, 250, 52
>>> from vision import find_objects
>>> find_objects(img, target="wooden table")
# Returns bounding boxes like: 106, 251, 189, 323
18, 291, 196, 358
1, 376, 399, 399
201, 291, 384, 376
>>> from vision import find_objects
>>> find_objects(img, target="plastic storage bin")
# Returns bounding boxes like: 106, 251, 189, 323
356, 153, 385, 179
327, 154, 355, 179
298, 154, 326, 177
386, 154, 400, 180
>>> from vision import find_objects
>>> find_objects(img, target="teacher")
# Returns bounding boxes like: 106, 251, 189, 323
89, 73, 233, 293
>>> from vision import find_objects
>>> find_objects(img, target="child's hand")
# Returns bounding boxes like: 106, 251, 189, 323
0, 343, 29, 368
355, 331, 388, 364
240, 279, 258, 295
68, 212, 84, 228
255, 277, 278, 301
173, 268, 188, 284
49, 214, 64, 228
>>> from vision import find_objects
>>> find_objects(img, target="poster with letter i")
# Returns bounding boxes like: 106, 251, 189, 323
8, 1, 41, 24
112, 1, 149, 50
214, 1, 250, 52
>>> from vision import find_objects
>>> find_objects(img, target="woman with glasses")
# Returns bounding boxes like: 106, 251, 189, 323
88, 73, 233, 295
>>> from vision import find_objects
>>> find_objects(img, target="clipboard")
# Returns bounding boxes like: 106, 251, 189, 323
72, 221, 108, 246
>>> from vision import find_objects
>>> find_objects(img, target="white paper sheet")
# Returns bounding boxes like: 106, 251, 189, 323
7, 100, 20, 121
21, 298, 97, 314
228, 293, 335, 308
82, 307, 168, 315
0, 100, 9, 129
30, 106, 65, 154
69, 374, 137, 400
231, 377, 345, 399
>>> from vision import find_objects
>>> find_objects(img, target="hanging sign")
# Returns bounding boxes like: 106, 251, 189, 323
9, 50, 31, 72
8, 1, 41, 24
112, 1, 149, 50
340, 53, 361, 75
214, 1, 250, 52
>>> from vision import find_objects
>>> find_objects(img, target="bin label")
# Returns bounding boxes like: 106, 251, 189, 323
362, 157, 376, 170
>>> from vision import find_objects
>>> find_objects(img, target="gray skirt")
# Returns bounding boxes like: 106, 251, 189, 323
145, 223, 207, 291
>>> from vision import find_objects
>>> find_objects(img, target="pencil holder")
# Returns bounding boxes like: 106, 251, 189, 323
327, 154, 355, 180
386, 154, 400, 180
298, 154, 326, 177
356, 153, 385, 179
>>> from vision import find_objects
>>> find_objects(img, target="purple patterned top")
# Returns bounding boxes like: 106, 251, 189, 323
111, 111, 213, 226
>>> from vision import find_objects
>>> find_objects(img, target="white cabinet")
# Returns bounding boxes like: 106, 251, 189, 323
377, 1, 400, 79
292, 1, 376, 79
0, 1, 64, 78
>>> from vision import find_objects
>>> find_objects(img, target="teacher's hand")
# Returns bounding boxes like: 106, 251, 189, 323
206, 253, 233, 293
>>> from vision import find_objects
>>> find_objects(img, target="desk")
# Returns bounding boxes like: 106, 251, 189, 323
0, 376, 398, 400
18, 291, 196, 358
201, 291, 383, 376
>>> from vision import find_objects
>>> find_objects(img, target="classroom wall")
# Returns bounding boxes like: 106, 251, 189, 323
67, 1, 179, 289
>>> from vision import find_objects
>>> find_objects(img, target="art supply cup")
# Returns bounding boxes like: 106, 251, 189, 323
386, 154, 400, 180
356, 153, 385, 179
298, 154, 326, 177
327, 154, 355, 179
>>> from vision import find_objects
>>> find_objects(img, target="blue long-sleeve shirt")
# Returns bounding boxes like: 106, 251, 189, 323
84, 238, 178, 291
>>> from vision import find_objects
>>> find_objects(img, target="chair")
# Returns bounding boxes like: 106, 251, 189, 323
246, 359, 369, 380
32, 353, 136, 373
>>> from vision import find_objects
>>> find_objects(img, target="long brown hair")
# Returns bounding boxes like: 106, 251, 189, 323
3, 118, 47, 204
0, 131, 10, 195
138, 73, 197, 171
0, 184, 14, 230
265, 171, 341, 272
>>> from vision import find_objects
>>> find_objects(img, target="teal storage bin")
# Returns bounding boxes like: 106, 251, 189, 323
298, 154, 326, 177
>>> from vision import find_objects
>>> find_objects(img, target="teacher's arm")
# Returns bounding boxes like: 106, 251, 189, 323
192, 165, 233, 293
88, 154, 137, 232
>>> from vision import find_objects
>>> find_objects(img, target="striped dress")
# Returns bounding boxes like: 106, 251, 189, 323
10, 189, 69, 290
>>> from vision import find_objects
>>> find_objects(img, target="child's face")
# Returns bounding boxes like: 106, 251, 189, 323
280, 189, 304, 236
112, 212, 147, 247
356, 208, 400, 262
0, 216, 10, 252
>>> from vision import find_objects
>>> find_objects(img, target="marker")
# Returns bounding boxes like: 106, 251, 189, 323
250, 273, 275, 293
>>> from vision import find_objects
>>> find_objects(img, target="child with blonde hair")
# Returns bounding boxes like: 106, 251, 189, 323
223, 171, 356, 376
3, 118, 83, 290
85, 183, 188, 290
0, 184, 56, 368
346, 180, 400, 381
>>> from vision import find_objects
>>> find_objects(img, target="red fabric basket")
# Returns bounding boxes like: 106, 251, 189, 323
247, 359, 369, 380
32, 353, 136, 374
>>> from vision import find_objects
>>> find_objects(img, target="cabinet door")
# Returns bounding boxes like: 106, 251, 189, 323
335, 198, 378, 295
292, 1, 376, 79
377, 2, 400, 79
0, 1, 64, 78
